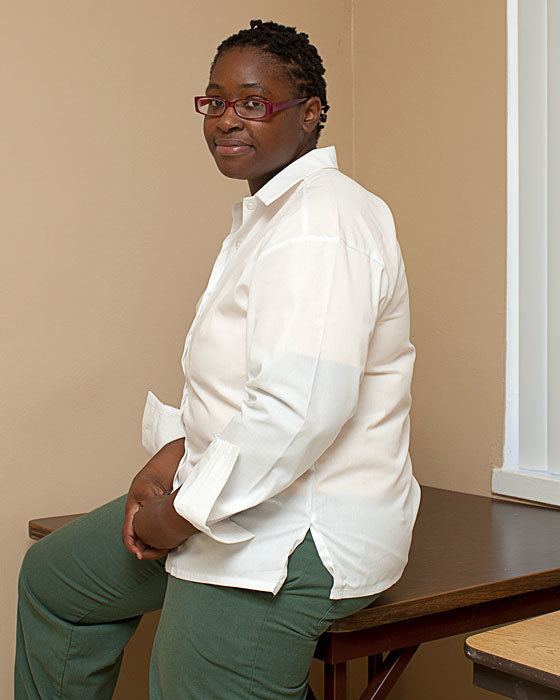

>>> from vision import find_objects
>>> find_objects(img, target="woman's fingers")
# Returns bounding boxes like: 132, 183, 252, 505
133, 535, 170, 561
122, 528, 143, 558
122, 482, 174, 559
122, 498, 169, 560
122, 501, 142, 556
137, 545, 171, 561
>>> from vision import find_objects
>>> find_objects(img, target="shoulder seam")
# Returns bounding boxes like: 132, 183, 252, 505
256, 235, 385, 268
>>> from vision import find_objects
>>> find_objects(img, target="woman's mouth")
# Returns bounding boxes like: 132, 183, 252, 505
215, 144, 254, 156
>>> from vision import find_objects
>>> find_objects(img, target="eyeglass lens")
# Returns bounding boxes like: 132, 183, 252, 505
197, 97, 266, 118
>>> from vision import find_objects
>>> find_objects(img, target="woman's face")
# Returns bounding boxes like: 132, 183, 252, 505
202, 47, 321, 195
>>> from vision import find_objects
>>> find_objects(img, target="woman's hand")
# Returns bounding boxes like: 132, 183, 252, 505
122, 437, 186, 560
132, 490, 199, 553
122, 471, 172, 560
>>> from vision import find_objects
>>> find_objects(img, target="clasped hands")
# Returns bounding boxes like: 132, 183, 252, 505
122, 470, 198, 561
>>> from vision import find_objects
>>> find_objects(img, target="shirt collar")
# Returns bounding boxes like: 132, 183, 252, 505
250, 145, 338, 207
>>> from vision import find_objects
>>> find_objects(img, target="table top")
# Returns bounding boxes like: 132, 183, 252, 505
465, 610, 560, 690
330, 485, 560, 631
29, 486, 560, 633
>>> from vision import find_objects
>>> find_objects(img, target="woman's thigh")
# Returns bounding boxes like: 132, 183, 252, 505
19, 493, 168, 623
150, 527, 381, 699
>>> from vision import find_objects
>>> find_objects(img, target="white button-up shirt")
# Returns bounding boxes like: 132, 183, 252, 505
141, 145, 421, 599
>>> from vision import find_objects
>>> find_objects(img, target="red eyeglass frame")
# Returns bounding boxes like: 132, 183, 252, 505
194, 95, 312, 120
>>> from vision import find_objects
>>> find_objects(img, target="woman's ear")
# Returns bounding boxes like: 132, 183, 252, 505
302, 96, 322, 135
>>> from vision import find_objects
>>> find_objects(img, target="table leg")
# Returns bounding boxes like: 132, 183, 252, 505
359, 645, 420, 700
368, 654, 384, 681
324, 661, 347, 700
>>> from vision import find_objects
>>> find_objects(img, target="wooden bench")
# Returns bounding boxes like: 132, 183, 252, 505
28, 486, 560, 700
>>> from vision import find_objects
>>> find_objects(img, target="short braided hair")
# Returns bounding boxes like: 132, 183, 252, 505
210, 19, 330, 144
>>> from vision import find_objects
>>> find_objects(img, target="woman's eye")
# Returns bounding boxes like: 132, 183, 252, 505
210, 98, 224, 107
243, 100, 264, 109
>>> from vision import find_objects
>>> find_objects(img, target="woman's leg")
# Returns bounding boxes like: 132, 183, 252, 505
15, 493, 168, 700
149, 527, 381, 699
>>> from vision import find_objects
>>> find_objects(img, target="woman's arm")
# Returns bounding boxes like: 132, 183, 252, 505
136, 436, 186, 490
131, 488, 200, 553
171, 236, 387, 543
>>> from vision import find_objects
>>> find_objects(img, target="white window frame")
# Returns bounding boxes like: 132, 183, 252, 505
492, 0, 560, 505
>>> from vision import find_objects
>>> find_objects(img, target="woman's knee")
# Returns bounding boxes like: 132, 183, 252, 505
19, 534, 47, 581
18, 536, 53, 609
17, 495, 128, 611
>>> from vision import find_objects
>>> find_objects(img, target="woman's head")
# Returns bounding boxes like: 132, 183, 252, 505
200, 19, 330, 194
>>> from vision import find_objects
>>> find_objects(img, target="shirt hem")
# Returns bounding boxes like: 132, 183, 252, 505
165, 563, 284, 594
326, 571, 405, 599
165, 561, 405, 601
309, 523, 407, 599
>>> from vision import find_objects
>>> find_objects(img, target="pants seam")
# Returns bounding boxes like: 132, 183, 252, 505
247, 538, 323, 698
58, 628, 74, 699
315, 600, 340, 638
247, 595, 276, 697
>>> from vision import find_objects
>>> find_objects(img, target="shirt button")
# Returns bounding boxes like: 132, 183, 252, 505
246, 201, 255, 210
235, 239, 242, 249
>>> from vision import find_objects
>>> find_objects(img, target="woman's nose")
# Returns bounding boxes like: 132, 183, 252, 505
215, 103, 244, 130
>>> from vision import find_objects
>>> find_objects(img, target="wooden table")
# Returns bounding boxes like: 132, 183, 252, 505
464, 610, 560, 698
28, 487, 560, 700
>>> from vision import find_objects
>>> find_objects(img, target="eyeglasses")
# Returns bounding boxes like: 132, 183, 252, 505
194, 95, 312, 121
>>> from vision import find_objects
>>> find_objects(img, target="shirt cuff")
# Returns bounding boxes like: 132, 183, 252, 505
141, 390, 186, 457
172, 436, 255, 544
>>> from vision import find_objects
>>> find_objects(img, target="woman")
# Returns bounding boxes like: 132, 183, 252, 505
15, 19, 421, 699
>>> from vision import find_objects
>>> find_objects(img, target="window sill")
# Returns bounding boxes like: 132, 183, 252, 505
492, 468, 560, 507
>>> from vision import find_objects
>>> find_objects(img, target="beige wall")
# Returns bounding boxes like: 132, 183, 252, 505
2, 1, 505, 698
354, 0, 507, 500
353, 2, 506, 698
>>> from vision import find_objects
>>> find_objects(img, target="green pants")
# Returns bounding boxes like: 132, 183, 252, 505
15, 493, 381, 699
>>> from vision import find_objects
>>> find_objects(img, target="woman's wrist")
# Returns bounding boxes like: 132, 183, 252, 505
140, 438, 185, 487
163, 489, 199, 542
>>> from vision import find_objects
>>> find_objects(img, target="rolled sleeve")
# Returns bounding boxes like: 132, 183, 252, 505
141, 390, 186, 457
173, 236, 387, 543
